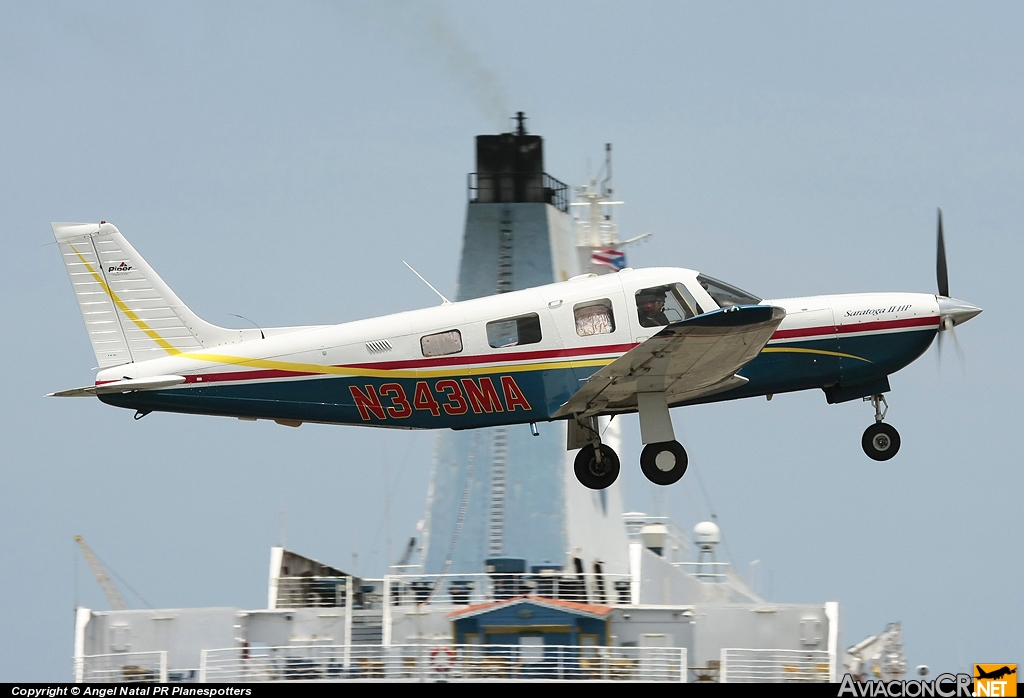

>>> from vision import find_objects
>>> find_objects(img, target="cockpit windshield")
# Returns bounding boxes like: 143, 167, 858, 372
696, 274, 761, 308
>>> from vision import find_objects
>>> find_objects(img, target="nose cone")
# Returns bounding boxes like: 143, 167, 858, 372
937, 296, 982, 328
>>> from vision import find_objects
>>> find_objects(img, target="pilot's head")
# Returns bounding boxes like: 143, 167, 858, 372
638, 289, 667, 312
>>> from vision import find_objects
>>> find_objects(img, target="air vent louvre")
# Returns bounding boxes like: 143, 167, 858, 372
365, 339, 393, 355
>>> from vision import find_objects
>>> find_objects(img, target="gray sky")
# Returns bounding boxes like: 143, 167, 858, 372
1, 0, 1020, 680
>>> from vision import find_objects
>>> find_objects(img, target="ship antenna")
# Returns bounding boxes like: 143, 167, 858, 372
514, 111, 527, 136
601, 143, 612, 197
403, 261, 451, 305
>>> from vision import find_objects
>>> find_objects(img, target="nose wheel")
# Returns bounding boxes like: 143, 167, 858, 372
862, 394, 901, 461
574, 444, 621, 490
640, 441, 688, 485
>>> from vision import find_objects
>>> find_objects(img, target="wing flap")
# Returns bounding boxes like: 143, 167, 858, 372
555, 305, 785, 418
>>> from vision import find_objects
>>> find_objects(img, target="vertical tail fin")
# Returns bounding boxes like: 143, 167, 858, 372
53, 222, 242, 368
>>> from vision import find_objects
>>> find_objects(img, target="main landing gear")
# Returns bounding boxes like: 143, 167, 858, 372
573, 438, 688, 490
574, 444, 621, 490
640, 441, 688, 485
862, 394, 901, 461
569, 390, 690, 490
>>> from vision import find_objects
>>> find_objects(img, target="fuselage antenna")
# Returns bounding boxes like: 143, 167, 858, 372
403, 261, 452, 305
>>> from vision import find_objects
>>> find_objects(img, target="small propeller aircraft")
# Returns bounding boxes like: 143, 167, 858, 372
49, 214, 980, 489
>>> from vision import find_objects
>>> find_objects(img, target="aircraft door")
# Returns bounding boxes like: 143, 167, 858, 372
538, 284, 630, 390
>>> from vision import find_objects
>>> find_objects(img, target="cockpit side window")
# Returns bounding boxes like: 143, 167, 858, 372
635, 284, 700, 327
421, 329, 463, 357
696, 274, 762, 308
487, 313, 542, 348
574, 299, 615, 336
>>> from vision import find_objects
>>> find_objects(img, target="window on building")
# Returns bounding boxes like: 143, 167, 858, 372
420, 329, 463, 357
486, 313, 542, 348
574, 299, 616, 336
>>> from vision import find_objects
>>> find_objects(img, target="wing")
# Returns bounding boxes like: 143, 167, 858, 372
554, 305, 786, 419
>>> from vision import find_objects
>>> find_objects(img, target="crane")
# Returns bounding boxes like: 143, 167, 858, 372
74, 535, 129, 611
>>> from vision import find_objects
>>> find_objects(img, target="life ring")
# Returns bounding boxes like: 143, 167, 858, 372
429, 645, 455, 672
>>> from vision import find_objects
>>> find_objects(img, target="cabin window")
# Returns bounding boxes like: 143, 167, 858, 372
574, 299, 615, 336
696, 274, 761, 308
486, 313, 542, 348
635, 283, 700, 327
420, 329, 463, 357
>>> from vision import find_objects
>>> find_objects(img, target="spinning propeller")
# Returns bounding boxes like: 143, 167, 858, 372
934, 208, 982, 368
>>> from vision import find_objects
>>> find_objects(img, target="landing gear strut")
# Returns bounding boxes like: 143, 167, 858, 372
640, 441, 688, 485
862, 394, 901, 461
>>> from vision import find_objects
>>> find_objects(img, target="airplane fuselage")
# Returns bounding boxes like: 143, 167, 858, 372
94, 268, 941, 428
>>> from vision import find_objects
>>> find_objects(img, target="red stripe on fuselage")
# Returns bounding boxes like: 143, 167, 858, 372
771, 315, 939, 341
170, 342, 639, 386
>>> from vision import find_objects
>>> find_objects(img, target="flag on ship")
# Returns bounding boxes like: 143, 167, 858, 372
592, 248, 626, 271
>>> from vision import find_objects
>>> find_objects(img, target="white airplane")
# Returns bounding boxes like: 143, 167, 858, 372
49, 216, 980, 489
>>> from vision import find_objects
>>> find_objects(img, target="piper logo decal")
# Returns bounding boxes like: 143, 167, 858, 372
107, 261, 133, 274
349, 376, 532, 421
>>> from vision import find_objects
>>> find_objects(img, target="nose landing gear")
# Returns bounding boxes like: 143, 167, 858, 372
862, 394, 901, 461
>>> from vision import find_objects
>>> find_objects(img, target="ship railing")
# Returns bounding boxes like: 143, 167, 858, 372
720, 648, 832, 683
467, 172, 570, 213
275, 576, 351, 608
383, 571, 634, 608
672, 561, 733, 582
73, 650, 167, 683
199, 643, 687, 682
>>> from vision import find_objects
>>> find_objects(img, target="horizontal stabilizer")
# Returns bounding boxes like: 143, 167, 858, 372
48, 375, 186, 397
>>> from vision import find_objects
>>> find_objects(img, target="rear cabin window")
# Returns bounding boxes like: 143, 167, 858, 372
635, 283, 701, 328
696, 274, 761, 308
574, 300, 616, 336
421, 329, 463, 357
486, 313, 542, 348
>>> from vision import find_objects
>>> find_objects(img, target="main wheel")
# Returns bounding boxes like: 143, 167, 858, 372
640, 441, 688, 485
574, 444, 621, 490
862, 423, 901, 461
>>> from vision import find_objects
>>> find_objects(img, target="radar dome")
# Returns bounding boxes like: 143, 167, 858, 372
640, 523, 669, 556
693, 521, 721, 550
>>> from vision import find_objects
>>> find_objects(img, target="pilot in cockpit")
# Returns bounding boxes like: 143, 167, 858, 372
636, 288, 670, 328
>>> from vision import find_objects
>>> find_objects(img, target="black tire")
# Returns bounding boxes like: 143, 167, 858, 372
574, 444, 621, 490
862, 423, 901, 461
640, 441, 688, 485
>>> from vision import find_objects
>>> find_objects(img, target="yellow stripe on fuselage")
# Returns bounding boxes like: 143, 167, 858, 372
68, 243, 182, 356
761, 346, 871, 363
183, 353, 616, 380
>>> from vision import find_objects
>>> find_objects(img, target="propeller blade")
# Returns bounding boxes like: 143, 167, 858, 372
936, 208, 949, 297
950, 326, 967, 377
